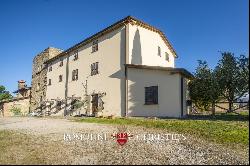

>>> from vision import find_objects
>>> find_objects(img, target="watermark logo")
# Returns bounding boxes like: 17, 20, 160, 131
112, 132, 133, 146
63, 125, 187, 146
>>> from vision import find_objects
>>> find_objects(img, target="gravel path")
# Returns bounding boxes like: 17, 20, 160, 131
0, 117, 248, 165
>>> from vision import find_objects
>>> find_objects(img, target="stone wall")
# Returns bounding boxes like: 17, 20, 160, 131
30, 47, 63, 112
1, 98, 30, 117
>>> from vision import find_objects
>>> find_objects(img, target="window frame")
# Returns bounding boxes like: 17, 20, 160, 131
158, 46, 161, 57
59, 75, 63, 82
72, 69, 78, 81
48, 79, 52, 86
145, 86, 158, 105
165, 52, 169, 62
59, 59, 63, 67
91, 62, 99, 76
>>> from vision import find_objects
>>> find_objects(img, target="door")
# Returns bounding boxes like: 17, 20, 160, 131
91, 94, 98, 115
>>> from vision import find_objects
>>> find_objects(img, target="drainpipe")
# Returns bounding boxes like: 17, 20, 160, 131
124, 21, 129, 117
64, 55, 70, 116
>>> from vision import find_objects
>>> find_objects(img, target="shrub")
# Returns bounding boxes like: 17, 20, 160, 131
9, 107, 21, 116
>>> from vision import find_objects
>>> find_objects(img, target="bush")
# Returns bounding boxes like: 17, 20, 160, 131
9, 107, 21, 116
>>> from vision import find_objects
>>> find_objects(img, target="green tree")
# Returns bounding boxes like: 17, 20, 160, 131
189, 60, 221, 114
0, 85, 12, 102
214, 52, 249, 113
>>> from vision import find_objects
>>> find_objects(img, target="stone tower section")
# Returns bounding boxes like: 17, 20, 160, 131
30, 47, 63, 112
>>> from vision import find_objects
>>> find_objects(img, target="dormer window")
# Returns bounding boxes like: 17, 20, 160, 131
73, 51, 78, 61
92, 40, 98, 53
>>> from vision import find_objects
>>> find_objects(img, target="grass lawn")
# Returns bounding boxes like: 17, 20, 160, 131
0, 130, 71, 165
74, 112, 249, 148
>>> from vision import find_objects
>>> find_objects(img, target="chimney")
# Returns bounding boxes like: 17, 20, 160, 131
18, 80, 26, 90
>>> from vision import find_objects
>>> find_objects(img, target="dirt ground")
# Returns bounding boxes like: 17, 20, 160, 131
0, 117, 249, 165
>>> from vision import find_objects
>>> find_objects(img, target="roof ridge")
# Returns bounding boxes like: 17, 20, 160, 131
45, 16, 177, 63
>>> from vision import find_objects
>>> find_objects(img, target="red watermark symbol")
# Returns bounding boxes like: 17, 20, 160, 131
111, 132, 133, 146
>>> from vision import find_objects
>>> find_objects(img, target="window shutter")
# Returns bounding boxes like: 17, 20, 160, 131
72, 70, 75, 81
153, 86, 158, 104
76, 69, 78, 80
96, 62, 99, 74
91, 64, 93, 76
145, 86, 158, 104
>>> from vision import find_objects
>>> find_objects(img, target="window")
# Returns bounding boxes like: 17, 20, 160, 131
73, 51, 78, 61
92, 40, 98, 52
165, 52, 169, 61
158, 46, 161, 57
59, 60, 63, 67
91, 62, 99, 76
49, 66, 52, 72
72, 69, 78, 81
59, 75, 63, 82
145, 86, 158, 105
48, 79, 52, 86
37, 83, 40, 91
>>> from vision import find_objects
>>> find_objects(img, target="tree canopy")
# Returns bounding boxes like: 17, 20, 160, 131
189, 60, 221, 113
0, 85, 12, 102
214, 52, 249, 112
189, 52, 249, 114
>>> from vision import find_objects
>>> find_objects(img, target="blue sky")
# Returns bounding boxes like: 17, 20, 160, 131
0, 0, 249, 93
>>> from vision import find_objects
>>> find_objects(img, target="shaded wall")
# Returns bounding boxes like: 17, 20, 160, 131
127, 68, 186, 118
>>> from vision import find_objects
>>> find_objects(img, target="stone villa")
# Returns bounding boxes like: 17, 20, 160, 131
2, 16, 193, 118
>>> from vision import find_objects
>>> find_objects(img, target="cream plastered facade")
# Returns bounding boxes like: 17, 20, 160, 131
46, 26, 126, 117
44, 17, 189, 118
127, 68, 187, 118
128, 23, 175, 67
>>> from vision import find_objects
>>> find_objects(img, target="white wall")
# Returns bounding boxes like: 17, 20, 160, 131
46, 26, 126, 117
127, 68, 186, 118
128, 24, 175, 67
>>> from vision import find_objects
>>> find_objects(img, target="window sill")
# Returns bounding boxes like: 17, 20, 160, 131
144, 103, 158, 105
